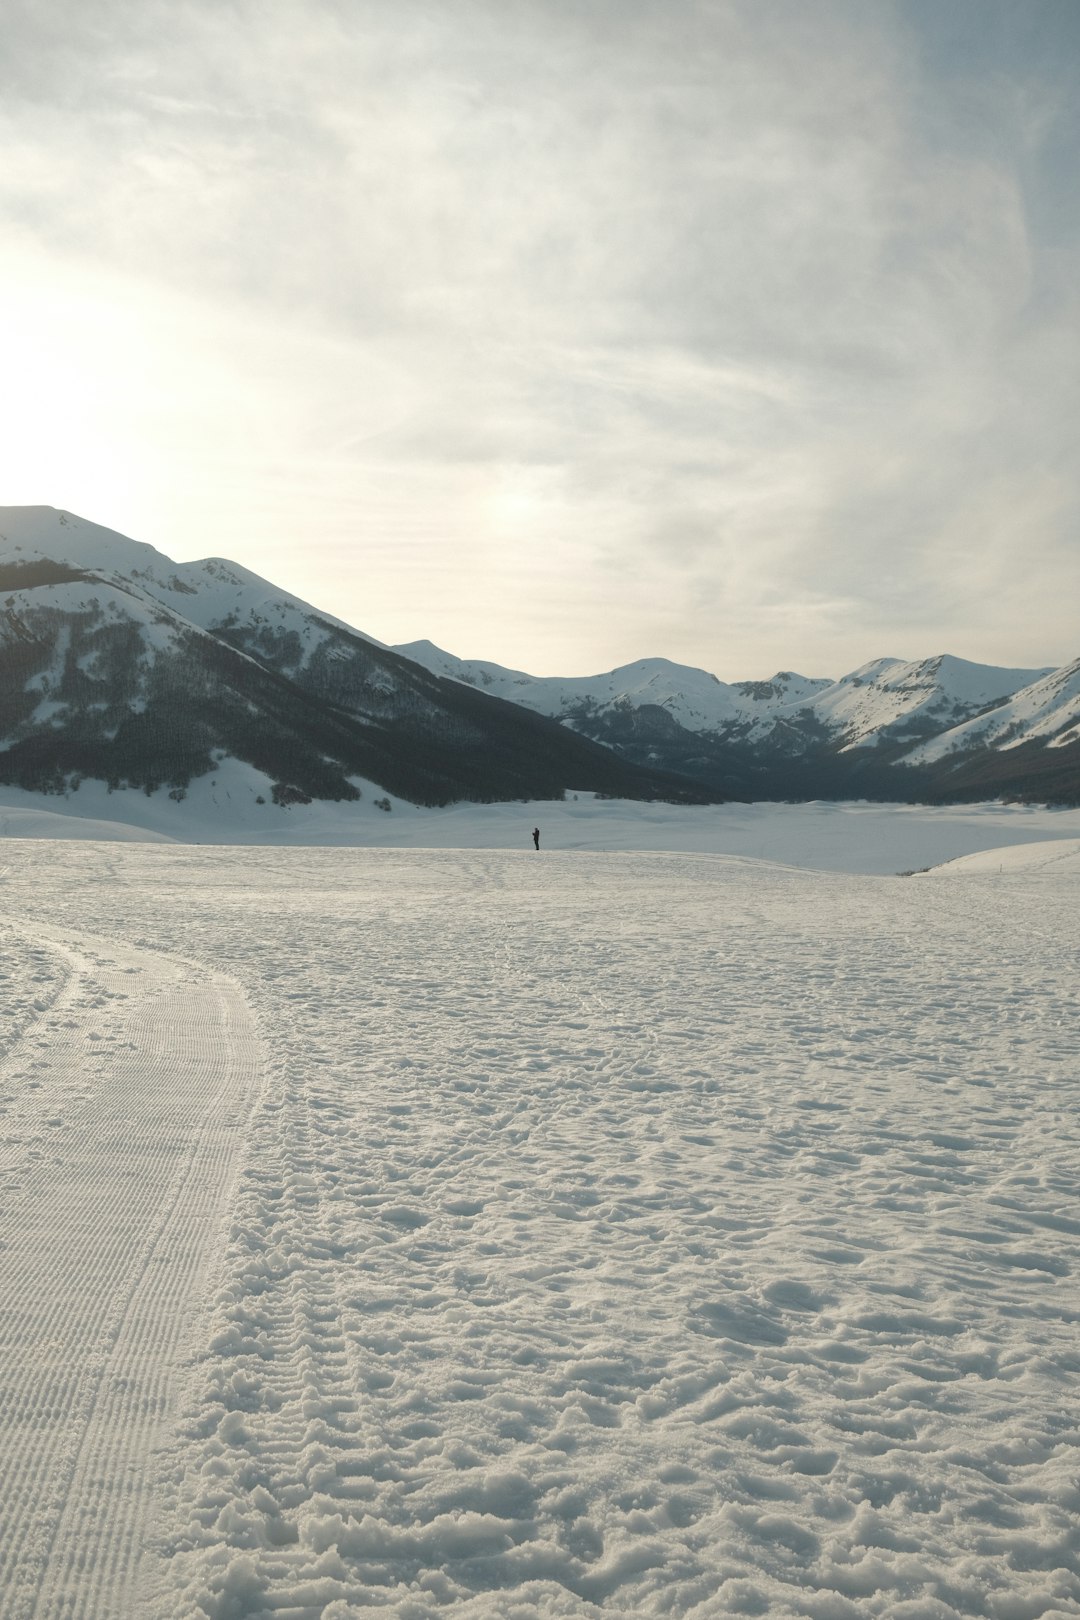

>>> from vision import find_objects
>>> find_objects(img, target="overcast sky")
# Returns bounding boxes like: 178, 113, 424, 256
2, 0, 1077, 677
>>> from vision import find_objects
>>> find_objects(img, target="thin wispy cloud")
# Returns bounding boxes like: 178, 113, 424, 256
1, 0, 1076, 675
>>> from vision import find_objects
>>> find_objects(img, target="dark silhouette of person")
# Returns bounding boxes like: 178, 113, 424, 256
532, 826, 540, 850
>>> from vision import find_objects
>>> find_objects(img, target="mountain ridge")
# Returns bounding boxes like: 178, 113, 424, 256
394, 639, 1052, 749
0, 506, 713, 811
2, 505, 1077, 810
394, 638, 1074, 799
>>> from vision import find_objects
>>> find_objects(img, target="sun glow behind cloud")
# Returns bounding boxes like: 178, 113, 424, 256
2, 0, 1078, 678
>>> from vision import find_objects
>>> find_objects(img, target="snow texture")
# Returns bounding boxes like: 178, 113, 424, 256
1, 805, 1078, 1619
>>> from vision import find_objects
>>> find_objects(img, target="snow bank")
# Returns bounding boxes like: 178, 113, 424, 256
0, 799, 175, 842
926, 836, 1080, 876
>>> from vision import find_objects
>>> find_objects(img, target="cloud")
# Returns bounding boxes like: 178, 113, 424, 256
1, 0, 1077, 675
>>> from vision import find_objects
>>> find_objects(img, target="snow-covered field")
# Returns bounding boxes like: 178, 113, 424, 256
1, 807, 1079, 1619
3, 774, 1080, 874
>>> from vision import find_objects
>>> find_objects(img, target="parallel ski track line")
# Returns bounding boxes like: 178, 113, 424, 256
0, 933, 93, 1177
0, 925, 264, 1620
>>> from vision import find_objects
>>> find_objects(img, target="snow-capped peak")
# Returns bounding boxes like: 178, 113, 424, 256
902, 654, 1080, 762
393, 643, 832, 735
806, 652, 1052, 751
0, 506, 381, 649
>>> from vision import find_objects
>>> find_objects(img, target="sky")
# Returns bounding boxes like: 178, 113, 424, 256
1, 0, 1078, 679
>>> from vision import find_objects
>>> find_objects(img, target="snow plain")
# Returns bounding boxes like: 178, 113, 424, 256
3, 773, 1080, 874
1, 803, 1079, 1620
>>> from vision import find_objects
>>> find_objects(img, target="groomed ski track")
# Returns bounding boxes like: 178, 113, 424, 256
0, 921, 262, 1620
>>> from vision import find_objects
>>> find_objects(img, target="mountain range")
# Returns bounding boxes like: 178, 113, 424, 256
397, 641, 1080, 803
1, 506, 1078, 813
0, 507, 709, 809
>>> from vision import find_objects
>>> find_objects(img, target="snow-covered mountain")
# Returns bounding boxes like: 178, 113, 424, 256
902, 656, 1080, 762
397, 641, 1053, 752
395, 641, 1079, 802
807, 653, 1051, 751
0, 507, 711, 809
395, 641, 832, 737
0, 503, 383, 659
2, 505, 1077, 810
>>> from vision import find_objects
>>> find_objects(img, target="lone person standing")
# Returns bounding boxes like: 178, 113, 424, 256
532, 826, 540, 850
